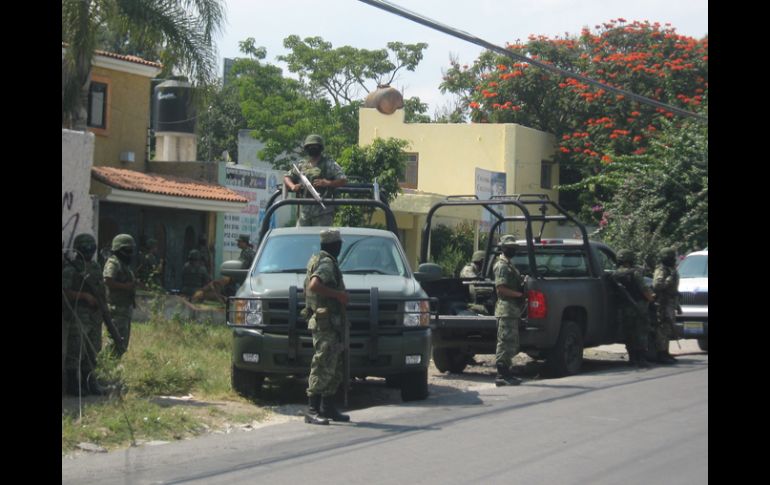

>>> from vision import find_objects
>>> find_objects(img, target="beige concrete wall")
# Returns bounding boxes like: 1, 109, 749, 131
358, 108, 559, 262
90, 66, 152, 170
62, 129, 96, 251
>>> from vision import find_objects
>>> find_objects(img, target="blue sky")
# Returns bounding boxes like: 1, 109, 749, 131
215, 0, 708, 114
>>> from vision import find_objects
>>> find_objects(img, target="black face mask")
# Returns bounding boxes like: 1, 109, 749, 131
306, 145, 323, 157
323, 242, 342, 259
503, 248, 516, 259
116, 248, 134, 264
80, 246, 96, 262
662, 256, 676, 267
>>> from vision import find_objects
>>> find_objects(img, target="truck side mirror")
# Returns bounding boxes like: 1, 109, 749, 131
414, 262, 443, 283
220, 260, 249, 285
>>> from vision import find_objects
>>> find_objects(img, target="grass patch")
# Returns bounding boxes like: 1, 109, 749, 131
62, 317, 270, 454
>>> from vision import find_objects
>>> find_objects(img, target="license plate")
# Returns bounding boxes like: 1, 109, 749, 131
683, 322, 704, 335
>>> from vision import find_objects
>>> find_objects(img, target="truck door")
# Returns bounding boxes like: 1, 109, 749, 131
596, 247, 621, 342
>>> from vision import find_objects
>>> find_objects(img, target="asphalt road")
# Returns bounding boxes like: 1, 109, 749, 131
62, 351, 708, 485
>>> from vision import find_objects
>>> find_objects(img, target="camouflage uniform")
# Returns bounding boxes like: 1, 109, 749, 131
181, 250, 211, 297
653, 248, 680, 360
304, 250, 346, 398
62, 234, 106, 389
103, 235, 136, 350
611, 250, 652, 366
237, 234, 256, 269
461, 250, 492, 315
136, 240, 162, 289
493, 239, 525, 374
284, 136, 346, 226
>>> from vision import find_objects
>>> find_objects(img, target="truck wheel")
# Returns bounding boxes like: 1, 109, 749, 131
545, 321, 584, 377
385, 375, 402, 388
432, 348, 468, 373
231, 365, 265, 399
400, 369, 429, 401
697, 338, 708, 352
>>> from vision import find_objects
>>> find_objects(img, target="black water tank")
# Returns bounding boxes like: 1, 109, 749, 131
153, 79, 195, 133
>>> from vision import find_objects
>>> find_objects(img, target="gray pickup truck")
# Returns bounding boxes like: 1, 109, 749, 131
416, 195, 624, 377
222, 187, 434, 402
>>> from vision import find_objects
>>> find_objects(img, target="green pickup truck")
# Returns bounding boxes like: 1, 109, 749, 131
222, 187, 434, 402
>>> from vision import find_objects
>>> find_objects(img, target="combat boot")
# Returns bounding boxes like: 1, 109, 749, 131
85, 371, 108, 396
304, 395, 329, 425
320, 395, 350, 422
494, 363, 521, 386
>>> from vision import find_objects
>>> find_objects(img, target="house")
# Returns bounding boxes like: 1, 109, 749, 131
62, 46, 247, 290
358, 107, 559, 267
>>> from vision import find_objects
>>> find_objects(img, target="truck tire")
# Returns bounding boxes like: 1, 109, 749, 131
697, 338, 708, 352
400, 369, 429, 401
432, 348, 468, 374
545, 320, 584, 377
231, 365, 265, 399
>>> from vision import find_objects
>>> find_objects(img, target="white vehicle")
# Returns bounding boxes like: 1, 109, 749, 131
675, 248, 708, 351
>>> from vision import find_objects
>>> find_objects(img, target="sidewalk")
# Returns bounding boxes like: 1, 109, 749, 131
593, 339, 704, 355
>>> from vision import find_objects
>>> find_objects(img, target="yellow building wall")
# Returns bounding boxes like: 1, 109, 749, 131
90, 66, 153, 171
359, 108, 559, 266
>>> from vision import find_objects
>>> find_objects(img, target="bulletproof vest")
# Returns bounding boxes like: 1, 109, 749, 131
655, 265, 680, 300
613, 267, 645, 302
304, 252, 344, 315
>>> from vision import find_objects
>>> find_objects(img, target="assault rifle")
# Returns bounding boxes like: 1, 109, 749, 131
291, 163, 326, 209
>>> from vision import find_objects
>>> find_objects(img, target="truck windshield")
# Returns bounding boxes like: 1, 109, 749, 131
678, 254, 708, 278
254, 234, 408, 276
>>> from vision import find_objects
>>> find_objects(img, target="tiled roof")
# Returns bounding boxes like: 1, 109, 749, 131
92, 167, 248, 203
93, 49, 163, 68
62, 42, 163, 68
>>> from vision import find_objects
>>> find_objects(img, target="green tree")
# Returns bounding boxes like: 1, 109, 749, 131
230, 37, 429, 168
588, 119, 707, 269
335, 138, 410, 226
196, 81, 247, 162
439, 19, 707, 219
62, 0, 224, 129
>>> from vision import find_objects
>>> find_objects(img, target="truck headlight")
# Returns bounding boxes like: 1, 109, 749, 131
404, 300, 430, 327
233, 299, 263, 326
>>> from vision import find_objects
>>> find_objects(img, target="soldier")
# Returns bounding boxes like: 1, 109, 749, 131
460, 250, 486, 278
303, 229, 350, 425
461, 250, 493, 315
237, 234, 256, 269
652, 247, 680, 364
492, 235, 525, 386
181, 249, 211, 299
612, 249, 655, 368
103, 234, 137, 354
136, 238, 163, 290
62, 233, 107, 395
283, 134, 347, 226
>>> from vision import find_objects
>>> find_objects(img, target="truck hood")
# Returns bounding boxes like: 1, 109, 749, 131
678, 277, 708, 293
240, 273, 426, 299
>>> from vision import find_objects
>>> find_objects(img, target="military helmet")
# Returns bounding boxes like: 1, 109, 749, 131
499, 234, 518, 248
188, 249, 201, 261
616, 249, 635, 265
658, 247, 676, 261
237, 234, 250, 244
471, 250, 486, 263
111, 234, 136, 252
320, 228, 342, 244
73, 233, 97, 252
303, 134, 324, 148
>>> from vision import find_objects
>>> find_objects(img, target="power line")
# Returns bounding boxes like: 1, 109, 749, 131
358, 0, 707, 123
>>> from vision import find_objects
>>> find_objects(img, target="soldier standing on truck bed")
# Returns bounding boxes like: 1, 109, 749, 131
492, 235, 524, 386
303, 229, 351, 425
612, 249, 654, 368
461, 250, 493, 315
283, 134, 347, 227
652, 247, 680, 364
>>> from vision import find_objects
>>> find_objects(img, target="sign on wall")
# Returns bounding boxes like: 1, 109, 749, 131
475, 167, 507, 231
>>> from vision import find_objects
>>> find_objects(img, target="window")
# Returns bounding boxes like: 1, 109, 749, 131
87, 81, 108, 129
400, 153, 418, 189
540, 160, 554, 189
